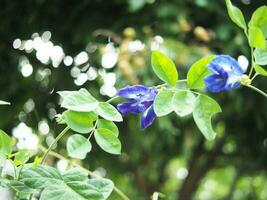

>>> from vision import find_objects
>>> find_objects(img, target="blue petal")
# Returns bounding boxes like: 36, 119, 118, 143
224, 80, 241, 91
139, 87, 158, 102
117, 85, 149, 99
207, 55, 244, 75
204, 74, 227, 93
117, 100, 140, 116
141, 105, 156, 129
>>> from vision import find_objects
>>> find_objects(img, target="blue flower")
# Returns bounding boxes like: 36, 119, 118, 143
117, 85, 158, 128
204, 55, 246, 93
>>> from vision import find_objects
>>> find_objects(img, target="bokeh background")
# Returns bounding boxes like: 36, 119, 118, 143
1, 0, 267, 199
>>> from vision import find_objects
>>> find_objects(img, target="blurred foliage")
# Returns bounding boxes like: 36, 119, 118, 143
0, 0, 267, 199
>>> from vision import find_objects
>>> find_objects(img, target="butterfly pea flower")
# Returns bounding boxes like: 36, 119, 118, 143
204, 55, 247, 93
117, 85, 158, 128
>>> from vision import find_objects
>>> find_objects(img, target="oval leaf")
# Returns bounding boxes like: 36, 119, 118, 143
225, 0, 247, 30
172, 91, 196, 117
94, 128, 121, 155
58, 88, 98, 112
187, 55, 215, 89
62, 110, 97, 134
96, 102, 123, 122
255, 65, 267, 77
193, 94, 222, 140
97, 119, 119, 137
153, 90, 174, 117
151, 50, 178, 86
249, 6, 267, 38
0, 130, 13, 156
254, 47, 267, 65
67, 134, 92, 159
248, 26, 266, 49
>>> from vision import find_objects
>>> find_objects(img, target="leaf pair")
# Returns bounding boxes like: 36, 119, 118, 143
154, 90, 221, 140
66, 119, 121, 159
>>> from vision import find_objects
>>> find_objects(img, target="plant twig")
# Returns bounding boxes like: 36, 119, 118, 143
245, 84, 267, 98
41, 126, 70, 164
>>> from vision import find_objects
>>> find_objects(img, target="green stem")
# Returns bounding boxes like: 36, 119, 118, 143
41, 126, 70, 164
38, 146, 130, 200
245, 84, 267, 98
88, 120, 98, 141
249, 46, 255, 77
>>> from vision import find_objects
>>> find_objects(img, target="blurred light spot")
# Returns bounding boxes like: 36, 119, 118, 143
175, 168, 188, 180
41, 31, 51, 42
74, 51, 89, 65
57, 160, 68, 172
38, 120, 50, 135
128, 40, 145, 52
31, 32, 39, 39
19, 41, 25, 50
1, 160, 15, 177
18, 111, 27, 122
238, 55, 249, 72
21, 63, 33, 77
100, 85, 117, 97
48, 108, 57, 120
13, 39, 22, 49
86, 43, 97, 53
51, 45, 64, 68
93, 167, 106, 177
25, 40, 33, 52
12, 123, 39, 152
87, 67, 98, 80
64, 56, 73, 66
74, 73, 88, 86
101, 43, 118, 69
242, 0, 250, 4
24, 99, 35, 113
103, 73, 116, 86
70, 67, 80, 78
151, 35, 164, 50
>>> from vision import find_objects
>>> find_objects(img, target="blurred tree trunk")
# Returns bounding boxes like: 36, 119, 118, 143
177, 137, 226, 200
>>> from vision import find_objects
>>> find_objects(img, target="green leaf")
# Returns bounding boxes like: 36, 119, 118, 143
187, 55, 215, 89
62, 167, 89, 182
8, 180, 36, 194
151, 50, 178, 86
172, 91, 196, 117
254, 47, 267, 65
21, 165, 103, 200
58, 88, 98, 112
0, 130, 13, 156
94, 128, 121, 155
153, 90, 174, 117
13, 150, 30, 166
97, 119, 119, 137
40, 181, 103, 200
62, 110, 97, 134
255, 65, 267, 76
225, 0, 247, 30
20, 165, 63, 189
248, 26, 266, 49
193, 94, 222, 140
0, 100, 10, 105
67, 134, 92, 159
249, 6, 267, 38
88, 178, 114, 199
96, 102, 123, 122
